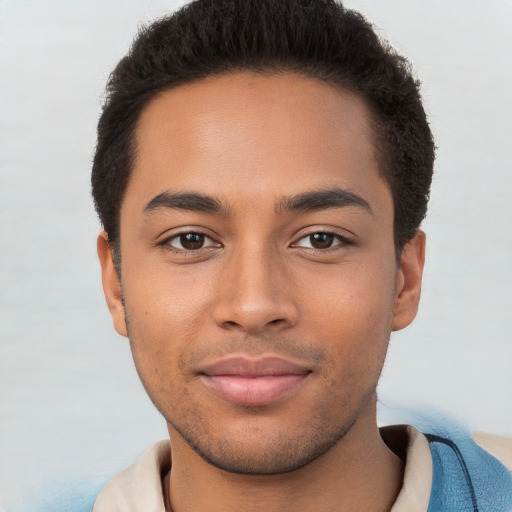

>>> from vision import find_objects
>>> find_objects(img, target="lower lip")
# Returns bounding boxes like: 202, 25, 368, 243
200, 374, 308, 405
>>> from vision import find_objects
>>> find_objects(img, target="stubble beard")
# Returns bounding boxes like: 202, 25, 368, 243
165, 388, 376, 475
124, 305, 387, 476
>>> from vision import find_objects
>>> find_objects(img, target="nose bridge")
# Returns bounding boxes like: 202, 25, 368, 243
213, 239, 298, 333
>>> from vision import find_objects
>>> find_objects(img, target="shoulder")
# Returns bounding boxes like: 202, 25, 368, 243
15, 441, 171, 512
92, 440, 171, 512
381, 409, 512, 512
472, 431, 512, 471
422, 424, 512, 512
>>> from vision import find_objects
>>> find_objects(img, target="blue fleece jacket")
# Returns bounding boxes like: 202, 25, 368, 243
425, 429, 512, 512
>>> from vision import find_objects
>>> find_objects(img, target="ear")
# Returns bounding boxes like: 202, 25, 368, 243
97, 231, 128, 337
392, 230, 426, 331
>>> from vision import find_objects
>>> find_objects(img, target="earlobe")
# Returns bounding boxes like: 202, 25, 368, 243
97, 231, 128, 337
392, 230, 426, 332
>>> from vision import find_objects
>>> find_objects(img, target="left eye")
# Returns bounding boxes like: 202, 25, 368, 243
294, 232, 346, 250
166, 232, 218, 251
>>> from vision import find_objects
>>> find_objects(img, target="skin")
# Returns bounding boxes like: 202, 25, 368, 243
98, 72, 425, 512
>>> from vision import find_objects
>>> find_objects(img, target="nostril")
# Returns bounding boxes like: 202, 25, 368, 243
220, 318, 286, 331
214, 298, 299, 333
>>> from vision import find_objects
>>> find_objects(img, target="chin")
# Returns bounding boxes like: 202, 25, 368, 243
169, 410, 358, 475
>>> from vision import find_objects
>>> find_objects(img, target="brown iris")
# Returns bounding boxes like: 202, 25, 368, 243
180, 233, 205, 250
309, 233, 335, 249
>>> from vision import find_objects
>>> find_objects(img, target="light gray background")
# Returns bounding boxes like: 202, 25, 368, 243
1, 1, 511, 510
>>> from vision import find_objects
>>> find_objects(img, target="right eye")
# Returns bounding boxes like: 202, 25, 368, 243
164, 232, 219, 251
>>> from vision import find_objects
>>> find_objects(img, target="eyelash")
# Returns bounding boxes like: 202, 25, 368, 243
291, 231, 355, 251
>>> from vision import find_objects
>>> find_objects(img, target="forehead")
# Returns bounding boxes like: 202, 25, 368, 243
126, 71, 386, 212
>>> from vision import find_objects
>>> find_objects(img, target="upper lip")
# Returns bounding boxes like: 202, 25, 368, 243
197, 356, 311, 377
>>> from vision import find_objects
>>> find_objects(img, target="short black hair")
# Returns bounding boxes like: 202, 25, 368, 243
92, 0, 434, 261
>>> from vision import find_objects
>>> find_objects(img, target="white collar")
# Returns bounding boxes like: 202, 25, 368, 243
93, 425, 433, 512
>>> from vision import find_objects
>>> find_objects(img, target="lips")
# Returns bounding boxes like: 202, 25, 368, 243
198, 356, 311, 406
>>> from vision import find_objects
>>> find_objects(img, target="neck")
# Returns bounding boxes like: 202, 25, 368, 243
164, 398, 403, 512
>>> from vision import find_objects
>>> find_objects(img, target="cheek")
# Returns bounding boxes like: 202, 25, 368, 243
121, 260, 227, 392
123, 261, 213, 334
299, 260, 396, 367
301, 258, 396, 328
122, 283, 199, 384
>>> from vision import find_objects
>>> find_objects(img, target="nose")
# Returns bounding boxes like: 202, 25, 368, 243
213, 246, 299, 334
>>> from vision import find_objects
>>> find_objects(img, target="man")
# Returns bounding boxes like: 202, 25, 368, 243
91, 0, 512, 510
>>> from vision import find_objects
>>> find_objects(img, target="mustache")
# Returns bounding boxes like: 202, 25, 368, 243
124, 312, 327, 368
182, 333, 326, 368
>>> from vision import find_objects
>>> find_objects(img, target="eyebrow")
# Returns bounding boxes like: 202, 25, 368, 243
277, 188, 372, 215
143, 187, 372, 217
143, 191, 230, 216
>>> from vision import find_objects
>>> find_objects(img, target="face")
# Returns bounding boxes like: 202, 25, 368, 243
99, 72, 424, 475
